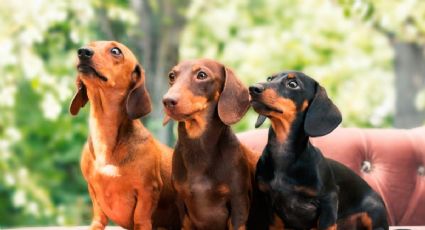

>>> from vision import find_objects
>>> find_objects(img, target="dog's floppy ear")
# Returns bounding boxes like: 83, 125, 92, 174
218, 67, 250, 125
304, 84, 342, 137
126, 64, 152, 119
69, 77, 88, 116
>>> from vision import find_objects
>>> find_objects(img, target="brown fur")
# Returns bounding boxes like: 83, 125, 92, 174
70, 41, 180, 230
162, 59, 259, 230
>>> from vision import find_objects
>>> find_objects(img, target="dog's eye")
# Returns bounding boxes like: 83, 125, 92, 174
168, 72, 176, 84
267, 76, 274, 82
287, 80, 299, 89
110, 47, 122, 56
197, 71, 208, 80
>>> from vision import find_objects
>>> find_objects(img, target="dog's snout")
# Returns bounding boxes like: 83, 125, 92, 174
78, 47, 94, 60
249, 84, 265, 95
163, 96, 178, 109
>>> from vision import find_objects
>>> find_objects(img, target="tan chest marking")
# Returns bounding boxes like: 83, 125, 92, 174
96, 163, 121, 177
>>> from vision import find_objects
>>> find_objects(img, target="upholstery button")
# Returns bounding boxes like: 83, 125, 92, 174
418, 166, 425, 176
361, 161, 372, 173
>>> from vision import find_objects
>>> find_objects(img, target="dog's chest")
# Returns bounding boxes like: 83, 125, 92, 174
268, 176, 319, 228
175, 175, 230, 201
89, 165, 138, 227
174, 175, 232, 226
174, 147, 234, 201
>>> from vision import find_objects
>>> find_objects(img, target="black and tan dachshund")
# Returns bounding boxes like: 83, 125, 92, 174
249, 71, 388, 230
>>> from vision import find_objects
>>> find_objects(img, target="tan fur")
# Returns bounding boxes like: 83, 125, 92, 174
74, 41, 179, 230
301, 100, 309, 112
261, 89, 297, 143
293, 185, 318, 197
182, 94, 209, 138
336, 212, 373, 230
269, 214, 285, 230
325, 224, 337, 230
287, 73, 295, 79
360, 213, 373, 230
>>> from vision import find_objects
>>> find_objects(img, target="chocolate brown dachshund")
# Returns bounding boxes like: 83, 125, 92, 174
162, 59, 262, 230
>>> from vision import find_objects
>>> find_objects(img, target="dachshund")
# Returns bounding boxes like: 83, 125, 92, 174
70, 41, 180, 229
249, 71, 388, 230
162, 59, 261, 230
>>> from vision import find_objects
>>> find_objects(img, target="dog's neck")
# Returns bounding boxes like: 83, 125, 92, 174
86, 87, 141, 165
178, 117, 228, 146
267, 115, 309, 162
177, 107, 233, 166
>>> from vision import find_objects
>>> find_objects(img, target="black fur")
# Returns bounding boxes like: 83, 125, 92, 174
250, 71, 388, 229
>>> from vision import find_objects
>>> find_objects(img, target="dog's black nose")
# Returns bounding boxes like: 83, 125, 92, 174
163, 97, 178, 109
249, 84, 265, 94
77, 47, 94, 60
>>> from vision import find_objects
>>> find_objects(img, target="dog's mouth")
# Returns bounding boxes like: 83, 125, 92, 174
165, 106, 206, 121
163, 100, 209, 126
77, 64, 108, 82
250, 99, 283, 128
250, 99, 283, 114
163, 109, 195, 126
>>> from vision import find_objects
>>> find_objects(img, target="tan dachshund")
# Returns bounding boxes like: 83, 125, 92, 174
70, 41, 180, 230
162, 59, 263, 230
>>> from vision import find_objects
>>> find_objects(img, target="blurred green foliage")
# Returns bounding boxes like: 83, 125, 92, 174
0, 0, 135, 226
181, 0, 394, 130
339, 0, 425, 42
0, 0, 422, 227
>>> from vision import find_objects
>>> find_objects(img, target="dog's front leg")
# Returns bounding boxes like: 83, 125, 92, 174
133, 184, 161, 230
181, 213, 194, 230
229, 192, 250, 230
317, 191, 338, 230
174, 198, 193, 230
88, 185, 108, 230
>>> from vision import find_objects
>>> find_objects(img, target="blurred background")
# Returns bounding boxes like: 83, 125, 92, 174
0, 0, 424, 227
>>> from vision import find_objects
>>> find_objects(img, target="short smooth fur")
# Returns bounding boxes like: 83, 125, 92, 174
70, 41, 180, 230
162, 59, 261, 230
250, 71, 388, 230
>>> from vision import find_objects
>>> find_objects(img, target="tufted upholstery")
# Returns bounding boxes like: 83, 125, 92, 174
237, 126, 425, 226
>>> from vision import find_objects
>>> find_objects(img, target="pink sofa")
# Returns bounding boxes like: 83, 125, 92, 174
237, 126, 425, 226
